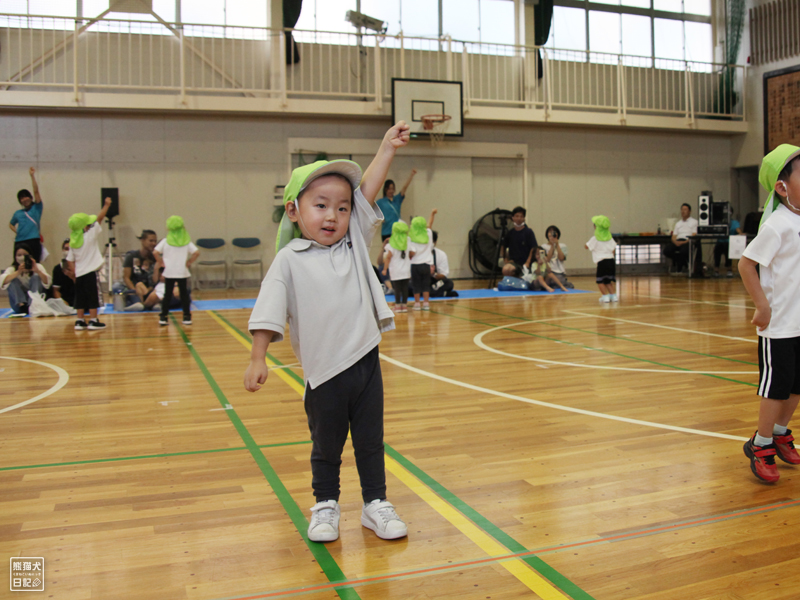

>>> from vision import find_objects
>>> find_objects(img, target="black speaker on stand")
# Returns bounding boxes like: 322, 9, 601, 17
101, 188, 119, 296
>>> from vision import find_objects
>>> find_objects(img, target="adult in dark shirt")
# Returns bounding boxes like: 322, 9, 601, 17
51, 239, 76, 306
120, 229, 159, 310
502, 206, 538, 277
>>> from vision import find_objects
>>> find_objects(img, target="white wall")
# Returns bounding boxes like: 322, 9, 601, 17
1, 111, 735, 279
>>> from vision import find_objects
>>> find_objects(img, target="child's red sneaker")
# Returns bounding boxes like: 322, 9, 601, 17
773, 429, 800, 464
743, 435, 779, 483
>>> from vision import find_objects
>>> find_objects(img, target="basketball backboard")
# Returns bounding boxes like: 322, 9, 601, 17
392, 78, 463, 139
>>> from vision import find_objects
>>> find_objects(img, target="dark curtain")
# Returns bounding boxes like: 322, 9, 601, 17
284, 0, 302, 65
533, 0, 554, 79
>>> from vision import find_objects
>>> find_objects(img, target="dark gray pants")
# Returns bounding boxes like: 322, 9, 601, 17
304, 345, 386, 503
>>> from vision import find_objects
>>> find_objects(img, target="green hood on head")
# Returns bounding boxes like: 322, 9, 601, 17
166, 215, 191, 246
389, 221, 408, 251
275, 159, 363, 253
591, 215, 612, 242
68, 213, 97, 249
759, 144, 800, 229
409, 216, 429, 244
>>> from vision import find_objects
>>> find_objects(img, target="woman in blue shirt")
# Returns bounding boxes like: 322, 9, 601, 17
9, 167, 43, 261
376, 168, 417, 241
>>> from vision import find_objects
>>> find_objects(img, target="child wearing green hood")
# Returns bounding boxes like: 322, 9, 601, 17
66, 197, 113, 330
153, 216, 199, 326
244, 122, 411, 544
585, 215, 618, 303
383, 221, 411, 312
738, 144, 800, 483
408, 209, 437, 310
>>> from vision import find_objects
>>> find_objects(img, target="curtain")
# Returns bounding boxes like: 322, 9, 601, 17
284, 0, 302, 65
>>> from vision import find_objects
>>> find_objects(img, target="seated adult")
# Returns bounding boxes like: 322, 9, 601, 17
0, 243, 50, 315
9, 167, 44, 261
120, 229, 160, 311
663, 203, 699, 273
430, 230, 457, 297
501, 206, 538, 277
51, 239, 76, 306
540, 225, 574, 289
713, 207, 742, 278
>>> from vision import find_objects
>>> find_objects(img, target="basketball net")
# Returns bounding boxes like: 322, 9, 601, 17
421, 114, 451, 146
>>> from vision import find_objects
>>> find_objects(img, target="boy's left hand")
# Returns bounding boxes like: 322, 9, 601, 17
385, 121, 411, 150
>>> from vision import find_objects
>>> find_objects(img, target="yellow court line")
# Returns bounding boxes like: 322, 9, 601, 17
208, 311, 569, 600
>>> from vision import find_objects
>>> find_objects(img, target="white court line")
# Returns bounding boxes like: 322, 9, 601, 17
379, 353, 748, 442
0, 309, 12, 318
473, 321, 758, 375
635, 293, 752, 309
562, 310, 758, 344
0, 357, 70, 414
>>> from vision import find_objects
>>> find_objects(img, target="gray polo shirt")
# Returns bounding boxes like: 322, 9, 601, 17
249, 188, 395, 389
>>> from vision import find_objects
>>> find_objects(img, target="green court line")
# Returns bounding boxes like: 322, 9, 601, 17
211, 312, 593, 600
429, 305, 757, 388
0, 441, 311, 473
171, 315, 360, 600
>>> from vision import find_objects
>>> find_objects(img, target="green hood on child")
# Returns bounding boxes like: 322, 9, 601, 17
389, 221, 408, 251
166, 215, 191, 246
68, 213, 97, 249
409, 216, 428, 244
591, 215, 612, 242
759, 144, 800, 229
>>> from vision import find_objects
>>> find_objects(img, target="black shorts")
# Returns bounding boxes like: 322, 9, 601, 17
758, 336, 800, 400
411, 263, 432, 294
596, 258, 616, 284
74, 271, 102, 310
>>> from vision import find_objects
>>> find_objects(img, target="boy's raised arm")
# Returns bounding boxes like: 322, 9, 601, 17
97, 197, 113, 224
361, 121, 411, 205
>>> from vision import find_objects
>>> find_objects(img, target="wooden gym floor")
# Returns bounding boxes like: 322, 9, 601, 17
2, 275, 798, 600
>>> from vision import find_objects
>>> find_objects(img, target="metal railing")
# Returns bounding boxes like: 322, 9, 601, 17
0, 13, 746, 123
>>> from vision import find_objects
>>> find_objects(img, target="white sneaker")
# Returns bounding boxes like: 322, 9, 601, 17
610, 294, 619, 302
124, 302, 145, 312
599, 295, 611, 303
308, 500, 340, 542
361, 499, 407, 540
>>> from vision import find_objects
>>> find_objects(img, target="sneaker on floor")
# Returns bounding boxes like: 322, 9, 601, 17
610, 294, 619, 302
743, 435, 779, 482
413, 303, 421, 311
87, 320, 106, 330
124, 302, 144, 312
182, 318, 192, 325
159, 317, 168, 326
74, 320, 88, 330
773, 429, 800, 464
422, 303, 430, 311
308, 500, 340, 542
599, 295, 611, 303
361, 499, 407, 540
727, 270, 734, 278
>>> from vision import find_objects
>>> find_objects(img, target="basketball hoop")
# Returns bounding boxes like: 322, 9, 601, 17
420, 114, 451, 146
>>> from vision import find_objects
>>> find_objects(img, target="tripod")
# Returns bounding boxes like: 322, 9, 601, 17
104, 216, 117, 298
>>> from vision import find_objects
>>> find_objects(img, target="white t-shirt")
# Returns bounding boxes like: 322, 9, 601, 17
409, 228, 434, 265
586, 237, 617, 263
541, 242, 568, 274
741, 204, 800, 339
249, 188, 394, 389
672, 217, 698, 240
66, 222, 105, 277
0, 263, 50, 290
433, 247, 449, 277
385, 245, 411, 281
155, 239, 199, 279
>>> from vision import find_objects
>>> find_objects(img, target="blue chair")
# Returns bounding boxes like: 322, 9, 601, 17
231, 237, 263, 288
194, 238, 228, 289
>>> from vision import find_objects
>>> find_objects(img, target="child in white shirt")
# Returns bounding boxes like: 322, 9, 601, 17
383, 221, 411, 312
153, 216, 199, 326
585, 215, 618, 303
408, 209, 437, 310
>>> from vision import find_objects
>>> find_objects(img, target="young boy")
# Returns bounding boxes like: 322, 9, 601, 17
739, 143, 800, 483
67, 197, 113, 330
244, 122, 410, 543
153, 216, 199, 326
585, 215, 618, 303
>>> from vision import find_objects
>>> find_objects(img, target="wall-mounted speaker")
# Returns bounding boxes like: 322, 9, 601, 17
102, 187, 119, 220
